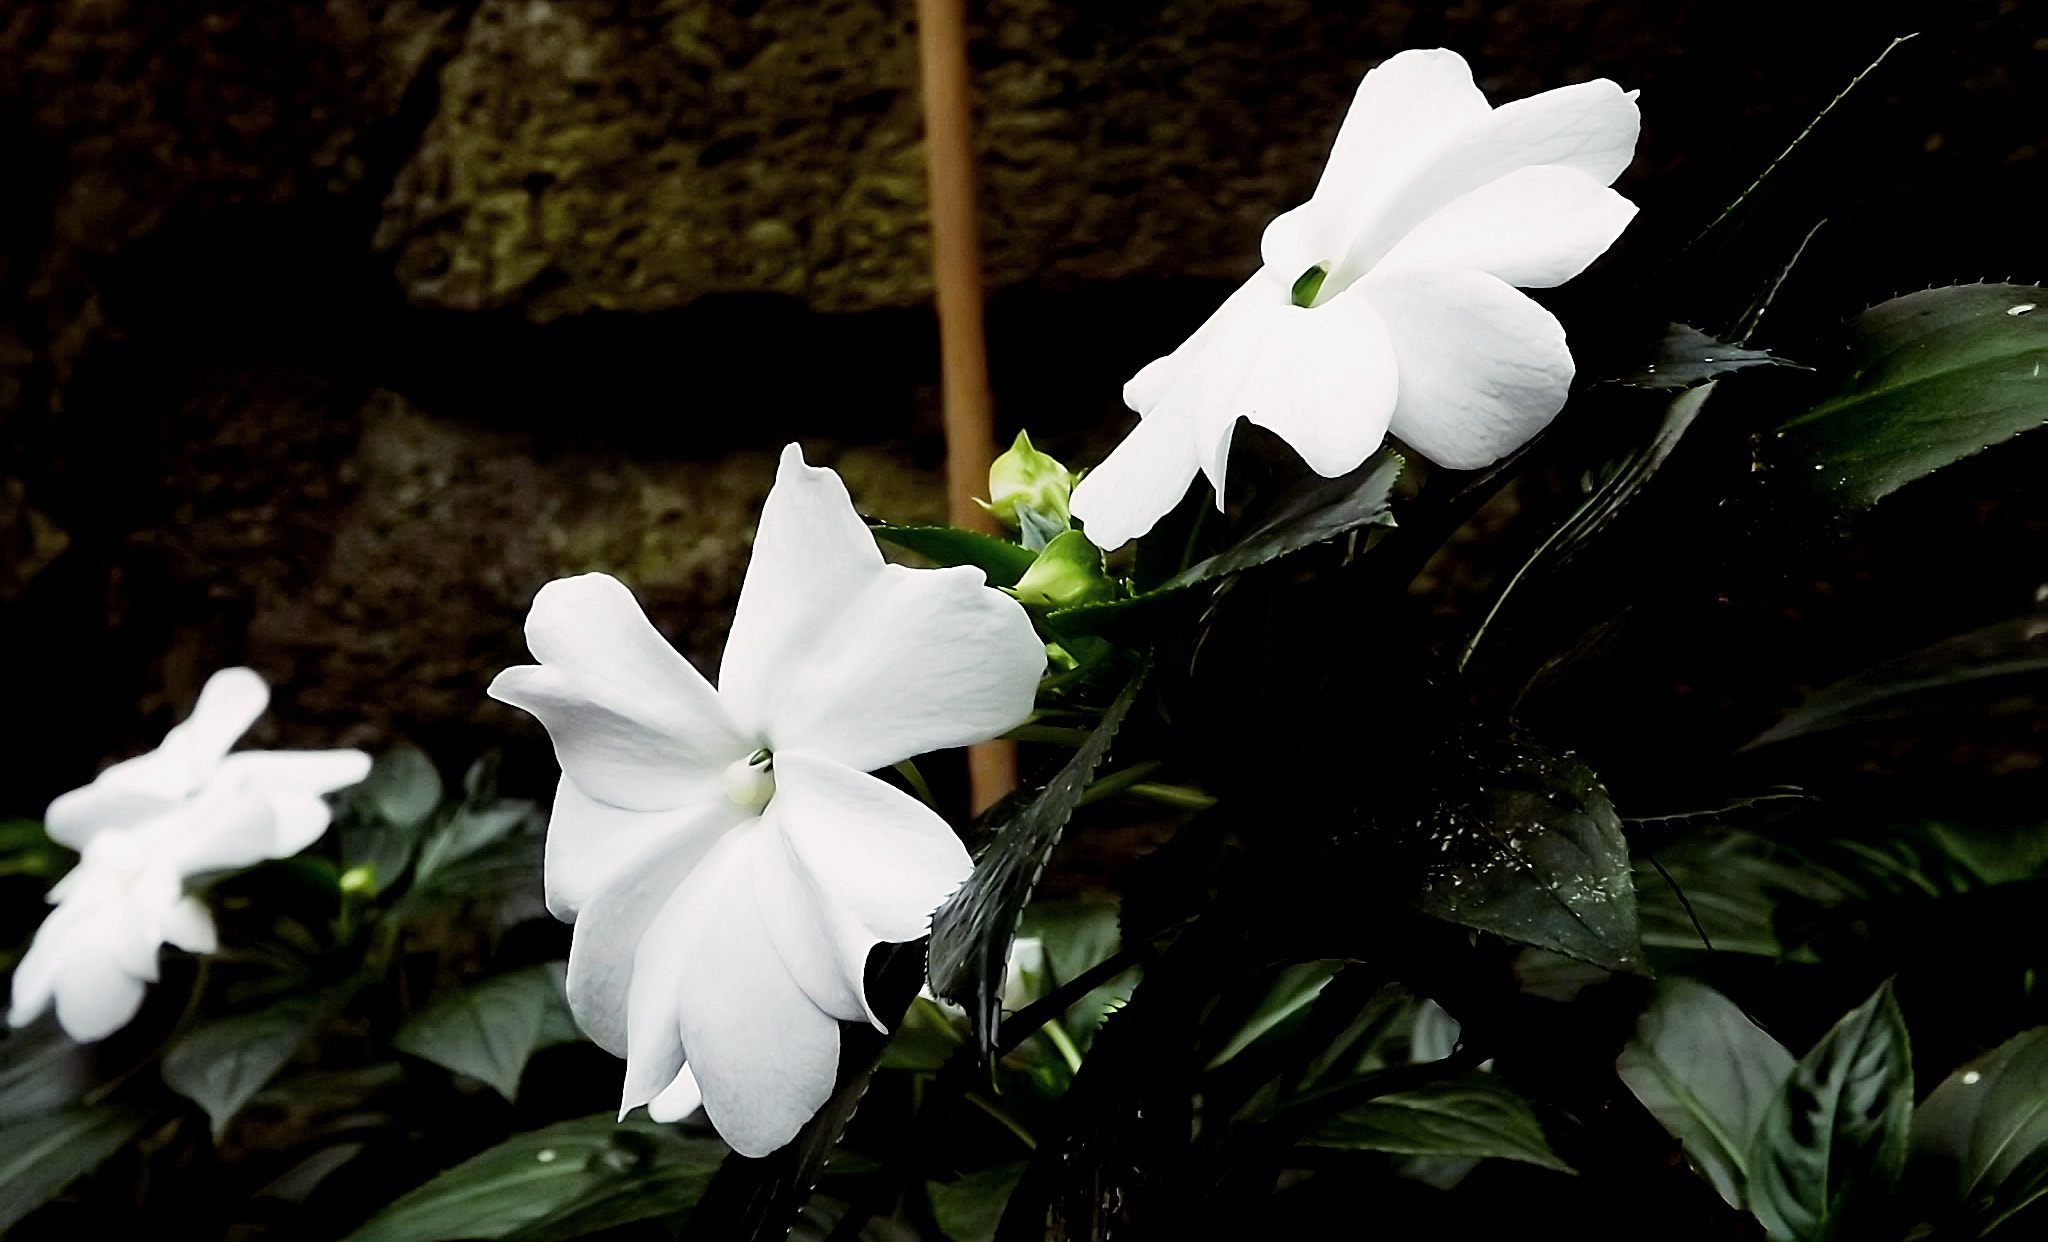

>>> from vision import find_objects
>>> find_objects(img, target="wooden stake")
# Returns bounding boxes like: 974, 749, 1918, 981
915, 0, 1015, 812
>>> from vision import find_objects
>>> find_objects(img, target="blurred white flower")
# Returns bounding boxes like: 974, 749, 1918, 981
1071, 48, 1641, 548
8, 668, 370, 1042
490, 444, 1044, 1157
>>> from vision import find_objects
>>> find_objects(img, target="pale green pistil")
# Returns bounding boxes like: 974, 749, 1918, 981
722, 749, 776, 809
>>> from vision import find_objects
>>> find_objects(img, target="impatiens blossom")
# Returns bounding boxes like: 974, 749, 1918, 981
8, 668, 370, 1042
1070, 48, 1641, 548
489, 445, 1044, 1157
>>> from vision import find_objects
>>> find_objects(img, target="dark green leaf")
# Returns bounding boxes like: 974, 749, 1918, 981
393, 962, 579, 1100
341, 745, 444, 893
928, 658, 1148, 1053
1748, 980, 1914, 1241
343, 1114, 724, 1242
1461, 384, 1715, 672
1205, 961, 1344, 1070
1412, 734, 1642, 972
1618, 324, 1794, 390
871, 525, 1038, 588
0, 819, 71, 881
929, 1163, 1028, 1242
1045, 450, 1401, 637
1617, 978, 1797, 1208
1911, 1026, 2048, 1237
1768, 284, 2048, 510
1018, 899, 1134, 1041
1303, 1071, 1572, 1173
0, 1104, 152, 1231
1635, 830, 1838, 958
1749, 616, 2048, 747
414, 802, 540, 887
162, 996, 325, 1136
0, 1018, 93, 1123
1688, 35, 1915, 260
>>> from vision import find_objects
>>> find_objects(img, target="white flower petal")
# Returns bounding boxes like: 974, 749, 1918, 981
162, 897, 218, 955
1264, 48, 1492, 282
1069, 397, 1205, 551
1339, 77, 1640, 282
771, 752, 972, 951
749, 807, 876, 1026
217, 749, 371, 856
546, 775, 740, 922
716, 445, 892, 739
659, 824, 843, 1157
752, 562, 1043, 772
43, 778, 179, 851
1076, 273, 1292, 548
218, 749, 372, 796
1235, 285, 1401, 478
565, 815, 731, 1057
1361, 263, 1576, 470
491, 574, 745, 811
51, 916, 152, 1043
1375, 164, 1637, 289
6, 911, 68, 1029
646, 1063, 703, 1123
155, 668, 271, 786
158, 788, 282, 876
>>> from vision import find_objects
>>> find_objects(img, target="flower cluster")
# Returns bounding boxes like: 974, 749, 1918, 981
9, 668, 369, 1041
1071, 48, 1639, 548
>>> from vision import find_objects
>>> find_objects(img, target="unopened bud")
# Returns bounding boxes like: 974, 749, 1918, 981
985, 431, 1075, 544
339, 864, 376, 895
1009, 530, 1118, 611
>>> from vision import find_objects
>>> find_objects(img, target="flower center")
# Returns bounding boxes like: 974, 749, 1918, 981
721, 748, 776, 809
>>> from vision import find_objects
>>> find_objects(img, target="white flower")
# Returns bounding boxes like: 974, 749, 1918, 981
8, 668, 370, 1042
488, 445, 1045, 1157
1070, 49, 1641, 548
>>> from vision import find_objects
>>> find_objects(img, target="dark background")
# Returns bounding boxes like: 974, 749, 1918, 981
1, 0, 2042, 824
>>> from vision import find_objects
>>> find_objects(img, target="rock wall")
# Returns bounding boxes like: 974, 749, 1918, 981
1, 0, 2043, 808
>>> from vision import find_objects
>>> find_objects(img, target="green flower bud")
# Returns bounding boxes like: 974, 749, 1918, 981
339, 864, 376, 896
1009, 530, 1118, 611
985, 431, 1075, 544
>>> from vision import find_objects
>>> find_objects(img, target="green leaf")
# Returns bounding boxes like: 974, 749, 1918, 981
1205, 961, 1344, 1070
1749, 616, 2048, 748
343, 1114, 724, 1242
1687, 35, 1916, 261
0, 1104, 152, 1231
414, 802, 539, 887
1046, 450, 1402, 637
162, 996, 326, 1136
394, 962, 579, 1099
929, 1162, 1028, 1242
1617, 979, 1797, 1208
0, 818, 71, 881
1018, 899, 1134, 1041
1618, 324, 1795, 390
1635, 830, 1839, 958
1412, 733, 1642, 973
1748, 980, 1914, 1241
1303, 1071, 1572, 1173
342, 744, 444, 893
1460, 383, 1716, 672
871, 525, 1039, 587
1768, 284, 2048, 510
0, 1019, 94, 1123
1911, 1026, 2048, 1237
928, 657, 1148, 1054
